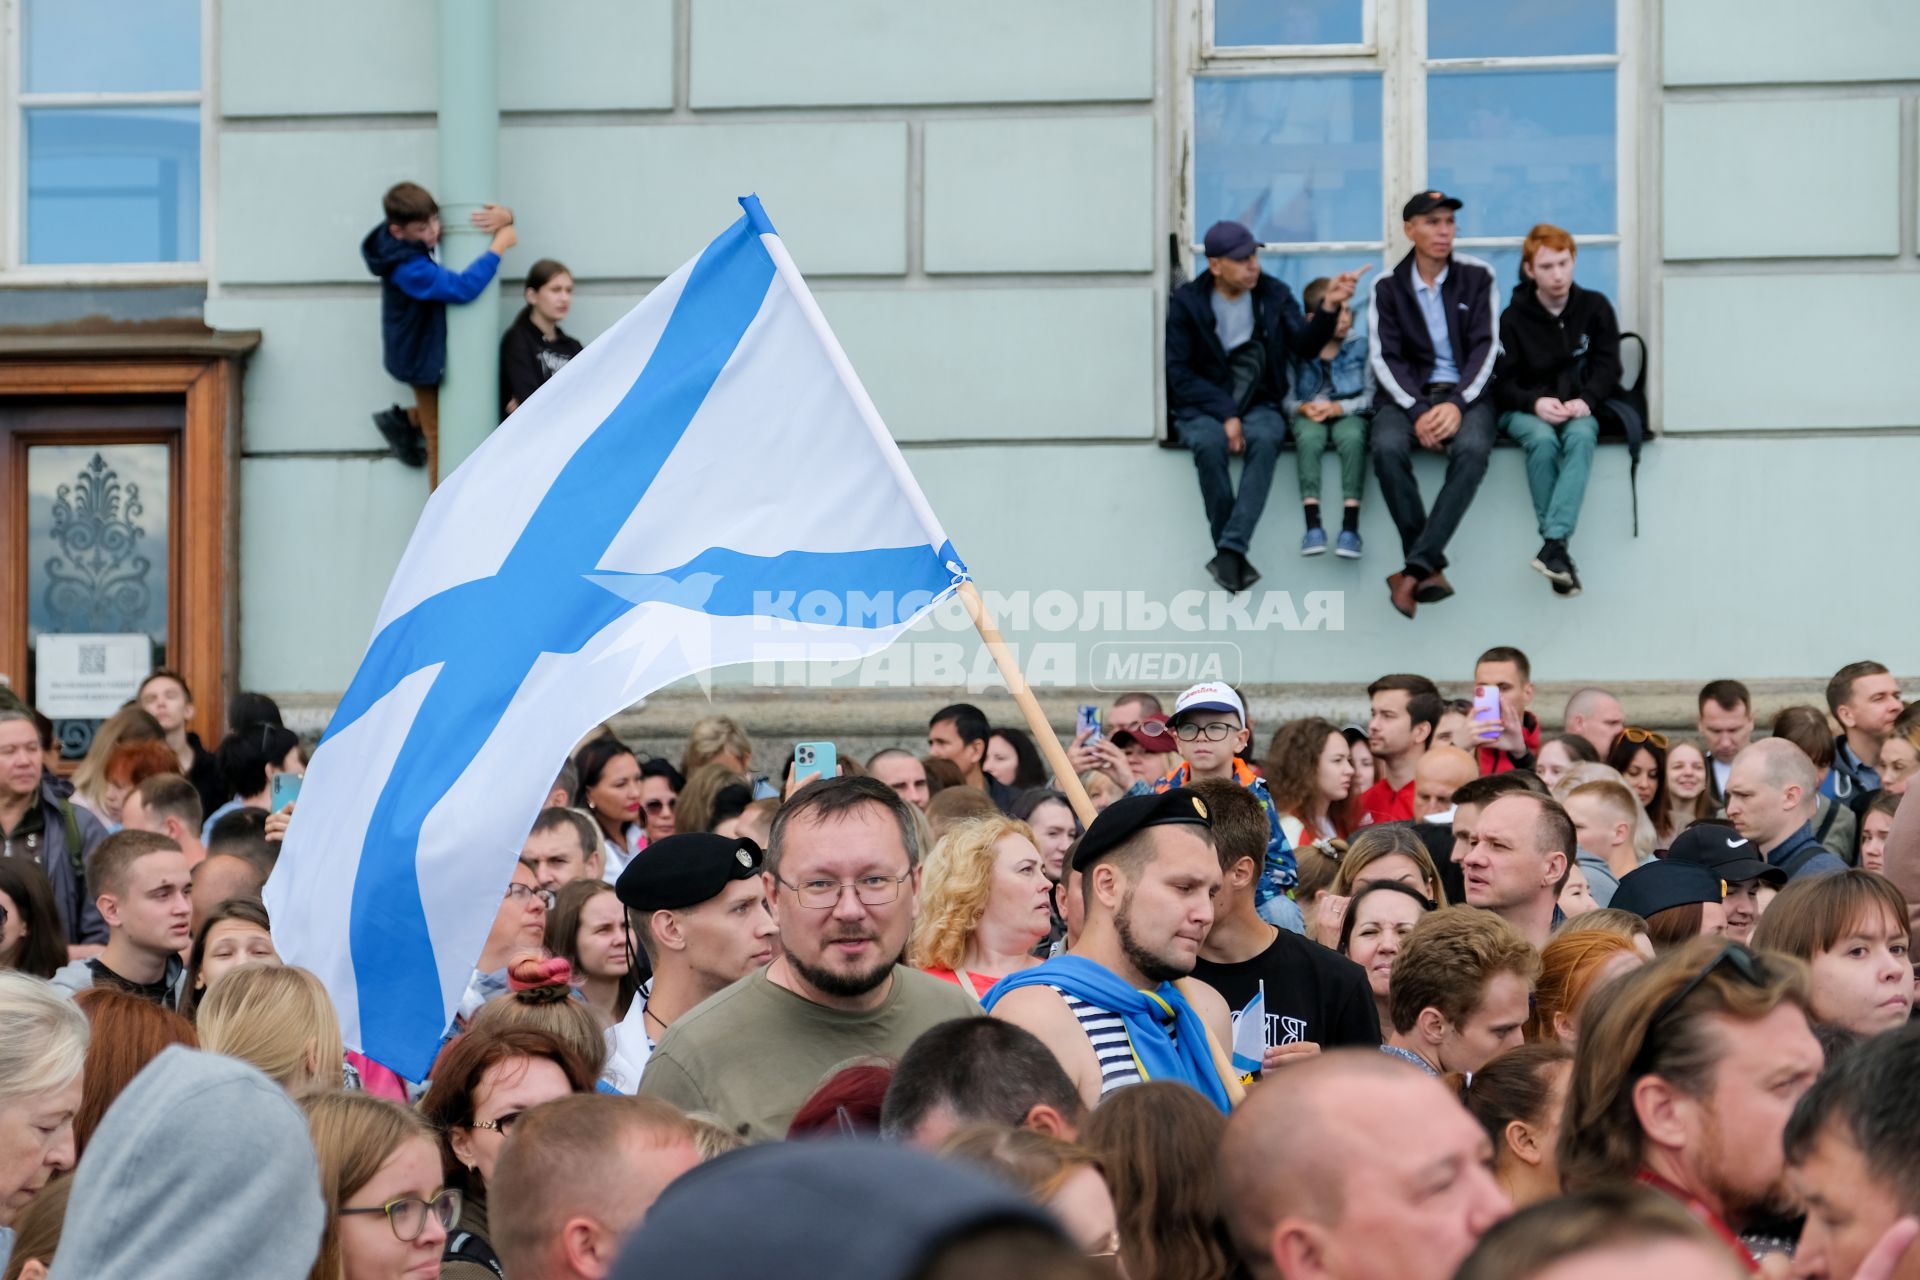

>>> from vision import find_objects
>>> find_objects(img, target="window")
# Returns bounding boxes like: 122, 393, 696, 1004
3, 0, 206, 273
1185, 0, 1635, 314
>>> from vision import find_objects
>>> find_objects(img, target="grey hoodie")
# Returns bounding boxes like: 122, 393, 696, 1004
49, 953, 188, 1009
48, 1046, 323, 1280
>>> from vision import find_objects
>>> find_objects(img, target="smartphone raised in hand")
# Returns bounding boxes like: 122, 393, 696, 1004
270, 771, 303, 812
1471, 685, 1503, 742
1076, 705, 1103, 744
794, 741, 837, 786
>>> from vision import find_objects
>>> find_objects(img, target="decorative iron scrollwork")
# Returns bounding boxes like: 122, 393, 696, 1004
42, 452, 152, 634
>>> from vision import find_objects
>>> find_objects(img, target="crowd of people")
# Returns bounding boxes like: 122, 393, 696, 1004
1170, 192, 1638, 615
2, 651, 1919, 1279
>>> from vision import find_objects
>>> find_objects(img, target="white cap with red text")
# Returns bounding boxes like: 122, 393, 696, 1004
1172, 682, 1246, 725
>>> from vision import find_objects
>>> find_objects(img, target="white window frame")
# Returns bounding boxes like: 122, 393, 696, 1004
0, 0, 214, 285
1177, 0, 1641, 329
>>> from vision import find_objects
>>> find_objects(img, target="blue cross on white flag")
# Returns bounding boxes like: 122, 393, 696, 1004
265, 196, 967, 1080
1230, 981, 1266, 1077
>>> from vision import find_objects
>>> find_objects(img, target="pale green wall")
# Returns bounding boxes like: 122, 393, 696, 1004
209, 1, 1920, 695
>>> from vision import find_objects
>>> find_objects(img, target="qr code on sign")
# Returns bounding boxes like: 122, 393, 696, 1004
78, 644, 106, 675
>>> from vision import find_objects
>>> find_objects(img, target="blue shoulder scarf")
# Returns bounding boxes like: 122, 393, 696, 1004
983, 955, 1231, 1113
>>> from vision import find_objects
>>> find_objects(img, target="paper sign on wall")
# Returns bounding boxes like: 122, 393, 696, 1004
34, 634, 153, 719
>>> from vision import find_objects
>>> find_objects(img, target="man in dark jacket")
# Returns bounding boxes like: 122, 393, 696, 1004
1167, 220, 1366, 591
1493, 225, 1621, 598
1367, 191, 1500, 619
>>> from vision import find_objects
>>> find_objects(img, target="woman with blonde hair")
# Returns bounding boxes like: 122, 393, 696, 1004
304, 1091, 457, 1280
196, 964, 344, 1093
910, 815, 1053, 1000
68, 704, 164, 821
1525, 928, 1644, 1044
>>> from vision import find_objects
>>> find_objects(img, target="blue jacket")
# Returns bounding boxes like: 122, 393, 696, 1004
1822, 736, 1881, 803
1767, 823, 1848, 880
1166, 271, 1336, 423
1284, 332, 1375, 418
1366, 250, 1499, 419
360, 224, 501, 386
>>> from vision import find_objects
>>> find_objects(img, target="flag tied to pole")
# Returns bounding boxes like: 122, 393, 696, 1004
1230, 981, 1266, 1077
265, 196, 967, 1080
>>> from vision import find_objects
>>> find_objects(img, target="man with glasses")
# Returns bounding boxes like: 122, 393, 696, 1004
1132, 682, 1301, 932
987, 789, 1238, 1112
1560, 936, 1823, 1272
606, 831, 778, 1092
637, 778, 976, 1139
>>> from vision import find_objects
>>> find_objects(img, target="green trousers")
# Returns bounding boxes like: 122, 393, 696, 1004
1290, 412, 1368, 503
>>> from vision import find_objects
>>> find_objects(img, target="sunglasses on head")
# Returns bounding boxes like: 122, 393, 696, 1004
1630, 942, 1767, 1076
1620, 727, 1669, 749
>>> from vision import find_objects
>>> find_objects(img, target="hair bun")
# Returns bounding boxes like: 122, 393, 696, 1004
506, 954, 573, 999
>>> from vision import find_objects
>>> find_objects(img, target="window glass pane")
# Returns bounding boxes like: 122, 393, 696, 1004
1471, 243, 1619, 317
26, 444, 170, 761
1426, 69, 1615, 239
1195, 75, 1383, 245
1258, 251, 1385, 331
1428, 0, 1614, 59
25, 108, 201, 264
1215, 0, 1364, 47
24, 0, 200, 93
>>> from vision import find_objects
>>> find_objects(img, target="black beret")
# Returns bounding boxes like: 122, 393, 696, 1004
1071, 787, 1213, 873
1610, 859, 1726, 921
616, 833, 764, 913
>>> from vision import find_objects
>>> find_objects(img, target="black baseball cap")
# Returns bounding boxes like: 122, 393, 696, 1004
616, 833, 763, 913
1071, 787, 1212, 873
1402, 190, 1464, 219
1202, 219, 1259, 261
1665, 822, 1787, 888
1610, 859, 1727, 921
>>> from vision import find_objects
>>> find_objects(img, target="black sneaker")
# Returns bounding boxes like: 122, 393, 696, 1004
1235, 551, 1262, 591
1555, 559, 1583, 597
1205, 551, 1238, 591
373, 406, 426, 467
1530, 539, 1575, 588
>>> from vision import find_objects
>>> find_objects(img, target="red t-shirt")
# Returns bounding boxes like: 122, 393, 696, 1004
1360, 776, 1416, 826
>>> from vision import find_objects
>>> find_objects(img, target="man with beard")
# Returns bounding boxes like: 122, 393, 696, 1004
637, 778, 976, 1140
985, 789, 1238, 1113
1559, 936, 1823, 1272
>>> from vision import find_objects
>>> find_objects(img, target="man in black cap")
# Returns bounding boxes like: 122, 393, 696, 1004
606, 831, 778, 1092
1167, 217, 1369, 592
1367, 190, 1501, 619
637, 778, 977, 1138
1665, 820, 1787, 945
983, 788, 1238, 1112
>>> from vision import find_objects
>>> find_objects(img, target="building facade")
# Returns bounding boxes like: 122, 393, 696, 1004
2, 0, 1914, 754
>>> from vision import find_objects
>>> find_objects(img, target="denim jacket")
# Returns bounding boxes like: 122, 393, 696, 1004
1284, 333, 1374, 418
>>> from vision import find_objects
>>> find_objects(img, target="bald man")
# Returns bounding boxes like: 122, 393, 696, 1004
1219, 1050, 1510, 1280
1562, 687, 1625, 759
1412, 745, 1479, 822
188, 852, 267, 936
1725, 738, 1847, 880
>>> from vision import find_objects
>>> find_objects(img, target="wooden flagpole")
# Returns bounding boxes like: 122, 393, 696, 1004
955, 581, 1099, 828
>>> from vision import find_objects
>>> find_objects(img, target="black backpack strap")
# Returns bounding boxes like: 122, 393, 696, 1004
1813, 798, 1840, 846
1611, 331, 1650, 537
1779, 844, 1825, 880
445, 1232, 505, 1278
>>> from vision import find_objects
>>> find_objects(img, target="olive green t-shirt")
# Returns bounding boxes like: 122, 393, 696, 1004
637, 966, 980, 1141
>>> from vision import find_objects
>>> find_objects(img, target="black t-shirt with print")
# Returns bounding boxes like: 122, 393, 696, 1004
1191, 927, 1381, 1075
